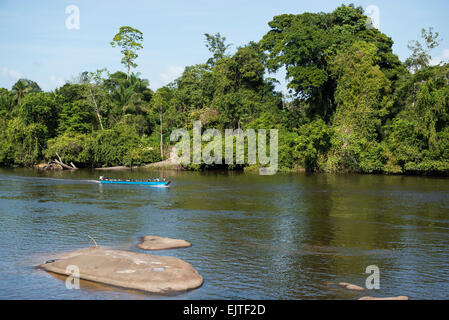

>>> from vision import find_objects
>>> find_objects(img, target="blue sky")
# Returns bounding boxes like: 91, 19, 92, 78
1, 0, 449, 92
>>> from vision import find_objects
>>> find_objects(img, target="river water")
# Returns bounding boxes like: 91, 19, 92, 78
0, 168, 448, 299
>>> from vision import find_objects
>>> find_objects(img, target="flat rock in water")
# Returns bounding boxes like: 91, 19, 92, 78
338, 282, 366, 291
136, 235, 192, 250
38, 247, 202, 294
359, 296, 409, 300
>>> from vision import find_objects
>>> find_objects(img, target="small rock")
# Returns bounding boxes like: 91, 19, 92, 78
359, 296, 409, 300
136, 235, 192, 250
338, 282, 366, 291
38, 247, 202, 294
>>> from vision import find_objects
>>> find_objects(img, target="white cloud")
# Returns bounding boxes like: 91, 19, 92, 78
49, 74, 65, 87
156, 66, 184, 88
38, 74, 66, 91
1, 66, 23, 81
431, 49, 449, 66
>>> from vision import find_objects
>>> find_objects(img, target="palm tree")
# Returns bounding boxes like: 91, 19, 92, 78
113, 84, 135, 112
112, 73, 150, 114
11, 79, 41, 104
12, 80, 30, 103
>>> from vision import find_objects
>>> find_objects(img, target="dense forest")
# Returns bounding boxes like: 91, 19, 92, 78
1, 4, 448, 174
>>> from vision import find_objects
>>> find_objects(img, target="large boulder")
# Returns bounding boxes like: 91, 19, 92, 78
38, 247, 202, 294
136, 235, 192, 250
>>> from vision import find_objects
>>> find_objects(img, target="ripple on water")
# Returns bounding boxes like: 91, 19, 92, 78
0, 169, 449, 299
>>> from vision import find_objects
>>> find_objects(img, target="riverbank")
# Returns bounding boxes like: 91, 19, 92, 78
10, 161, 449, 177
31, 159, 182, 172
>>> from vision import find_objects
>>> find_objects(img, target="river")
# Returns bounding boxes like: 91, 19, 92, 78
0, 168, 448, 299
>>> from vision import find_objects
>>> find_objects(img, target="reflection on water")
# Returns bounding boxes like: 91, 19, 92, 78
0, 168, 448, 299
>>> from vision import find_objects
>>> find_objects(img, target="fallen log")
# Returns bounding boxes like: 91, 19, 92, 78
51, 153, 78, 170
52, 159, 76, 170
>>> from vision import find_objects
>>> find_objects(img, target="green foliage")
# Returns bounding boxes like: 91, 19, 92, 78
110, 26, 144, 77
295, 119, 332, 171
204, 32, 231, 66
12, 79, 41, 103
326, 41, 392, 173
88, 123, 160, 167
6, 117, 48, 166
45, 133, 94, 166
19, 92, 58, 138
382, 64, 449, 174
58, 100, 95, 134
211, 43, 282, 128
260, 4, 403, 121
1, 6, 448, 176
56, 83, 87, 103
405, 27, 441, 72
382, 118, 424, 173
277, 129, 299, 170
111, 73, 152, 115
0, 67, 160, 168
0, 113, 14, 166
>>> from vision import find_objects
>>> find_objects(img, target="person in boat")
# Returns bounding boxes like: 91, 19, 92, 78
99, 176, 104, 181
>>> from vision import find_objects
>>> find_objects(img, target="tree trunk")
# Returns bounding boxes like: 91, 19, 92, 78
89, 87, 104, 130
160, 111, 163, 159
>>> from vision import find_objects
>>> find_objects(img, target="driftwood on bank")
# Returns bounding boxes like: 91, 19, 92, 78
47, 153, 78, 170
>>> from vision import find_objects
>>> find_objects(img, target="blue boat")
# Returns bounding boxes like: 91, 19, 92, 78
98, 176, 170, 187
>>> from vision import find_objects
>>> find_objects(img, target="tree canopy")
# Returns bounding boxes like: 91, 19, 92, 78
1, 8, 448, 175
110, 26, 144, 79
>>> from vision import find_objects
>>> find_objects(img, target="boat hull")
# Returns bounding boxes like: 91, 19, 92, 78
98, 180, 170, 186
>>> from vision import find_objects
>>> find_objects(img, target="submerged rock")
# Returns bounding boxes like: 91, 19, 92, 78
338, 282, 366, 291
38, 247, 202, 294
136, 235, 192, 250
359, 296, 409, 300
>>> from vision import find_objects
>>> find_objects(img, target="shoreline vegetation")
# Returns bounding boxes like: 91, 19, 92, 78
1, 4, 449, 177
31, 160, 448, 178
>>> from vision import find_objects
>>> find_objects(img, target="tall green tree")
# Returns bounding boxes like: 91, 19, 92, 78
19, 92, 58, 138
260, 4, 403, 121
212, 43, 281, 129
84, 69, 110, 130
151, 89, 169, 159
110, 26, 144, 79
204, 32, 231, 66
327, 41, 392, 173
405, 27, 441, 73
384, 63, 449, 173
